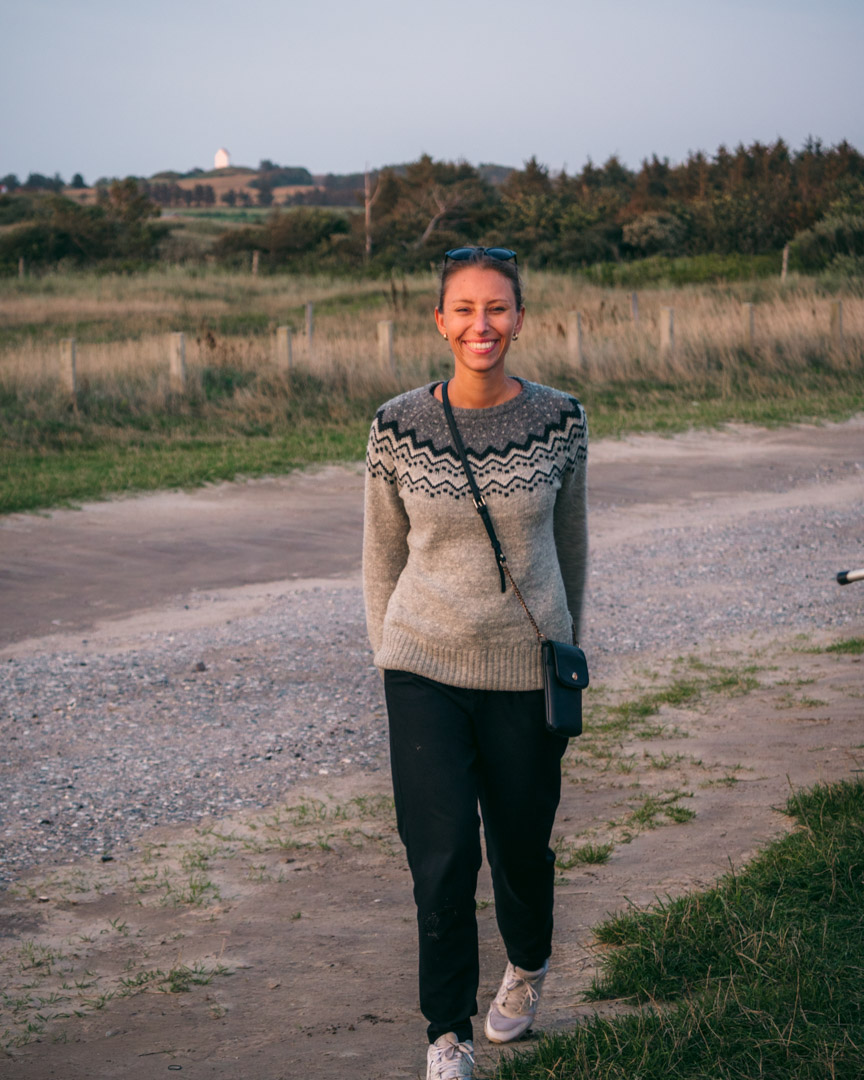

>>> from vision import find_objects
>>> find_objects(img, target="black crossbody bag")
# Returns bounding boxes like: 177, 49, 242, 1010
441, 381, 588, 737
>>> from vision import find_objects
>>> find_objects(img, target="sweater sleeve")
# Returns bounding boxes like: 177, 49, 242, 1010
553, 405, 588, 641
362, 416, 410, 655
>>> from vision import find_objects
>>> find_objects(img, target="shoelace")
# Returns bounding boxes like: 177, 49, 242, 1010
497, 969, 541, 1011
429, 1040, 474, 1080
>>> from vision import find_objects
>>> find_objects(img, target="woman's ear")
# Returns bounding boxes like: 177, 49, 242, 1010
434, 307, 447, 338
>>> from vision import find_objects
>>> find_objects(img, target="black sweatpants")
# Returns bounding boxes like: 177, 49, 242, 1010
383, 669, 567, 1044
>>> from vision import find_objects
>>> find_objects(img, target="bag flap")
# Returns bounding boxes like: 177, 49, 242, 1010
544, 640, 589, 689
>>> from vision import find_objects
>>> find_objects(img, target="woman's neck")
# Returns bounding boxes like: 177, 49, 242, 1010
435, 371, 522, 409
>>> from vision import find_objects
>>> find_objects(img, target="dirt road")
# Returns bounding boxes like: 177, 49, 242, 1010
2, 419, 861, 647
1, 418, 862, 1080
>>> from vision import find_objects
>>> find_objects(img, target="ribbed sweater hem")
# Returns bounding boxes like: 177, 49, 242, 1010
374, 633, 543, 692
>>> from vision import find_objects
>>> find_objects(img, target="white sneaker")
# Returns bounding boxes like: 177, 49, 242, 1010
484, 959, 549, 1044
426, 1032, 474, 1080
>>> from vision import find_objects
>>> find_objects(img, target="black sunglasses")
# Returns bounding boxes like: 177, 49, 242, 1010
444, 246, 518, 266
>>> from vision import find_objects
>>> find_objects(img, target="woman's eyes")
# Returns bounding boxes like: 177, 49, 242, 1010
454, 306, 507, 314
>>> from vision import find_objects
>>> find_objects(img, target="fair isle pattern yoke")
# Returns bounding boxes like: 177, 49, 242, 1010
362, 379, 588, 691
367, 384, 586, 501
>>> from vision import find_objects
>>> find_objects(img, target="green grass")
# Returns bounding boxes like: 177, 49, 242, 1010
493, 777, 864, 1080
555, 840, 615, 869
596, 666, 760, 734
574, 368, 864, 440
626, 790, 695, 829
579, 251, 784, 287
172, 207, 270, 221
0, 423, 369, 514
826, 637, 864, 655
3, 373, 862, 515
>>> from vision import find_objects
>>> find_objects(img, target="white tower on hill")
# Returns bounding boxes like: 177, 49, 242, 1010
214, 148, 231, 170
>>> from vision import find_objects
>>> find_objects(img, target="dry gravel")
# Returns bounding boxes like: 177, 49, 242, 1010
2, 484, 861, 887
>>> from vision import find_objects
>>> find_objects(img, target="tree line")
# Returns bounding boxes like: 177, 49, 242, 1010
2, 139, 863, 275
214, 139, 864, 275
0, 180, 168, 269
1, 172, 85, 193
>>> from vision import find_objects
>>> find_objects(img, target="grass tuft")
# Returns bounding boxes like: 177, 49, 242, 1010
826, 637, 864, 655
555, 841, 615, 869
494, 777, 864, 1080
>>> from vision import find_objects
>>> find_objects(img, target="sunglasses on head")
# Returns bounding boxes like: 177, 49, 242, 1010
444, 247, 518, 266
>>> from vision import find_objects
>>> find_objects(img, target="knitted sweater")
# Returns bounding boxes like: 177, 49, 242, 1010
362, 379, 588, 691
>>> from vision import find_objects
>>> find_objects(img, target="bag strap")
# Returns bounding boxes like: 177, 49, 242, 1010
440, 380, 545, 642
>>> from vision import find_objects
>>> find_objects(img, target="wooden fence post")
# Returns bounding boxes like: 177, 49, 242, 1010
567, 311, 584, 367
60, 338, 77, 396
377, 320, 395, 375
781, 243, 789, 282
275, 326, 293, 371
305, 302, 314, 355
743, 302, 755, 346
169, 332, 187, 391
18, 256, 25, 279
660, 307, 674, 354
630, 291, 639, 325
251, 249, 260, 276
830, 300, 843, 342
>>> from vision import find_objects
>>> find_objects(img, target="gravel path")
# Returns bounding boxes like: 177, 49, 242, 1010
1, 478, 862, 887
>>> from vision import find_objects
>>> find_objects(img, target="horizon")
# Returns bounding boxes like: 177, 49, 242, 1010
2, 0, 862, 183
7, 133, 862, 190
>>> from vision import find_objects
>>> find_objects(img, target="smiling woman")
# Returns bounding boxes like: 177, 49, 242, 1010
361, 246, 588, 1080
432, 249, 524, 406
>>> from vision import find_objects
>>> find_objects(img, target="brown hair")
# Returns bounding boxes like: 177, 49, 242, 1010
437, 249, 524, 312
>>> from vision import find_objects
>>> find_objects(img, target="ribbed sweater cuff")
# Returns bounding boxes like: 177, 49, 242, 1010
375, 632, 543, 691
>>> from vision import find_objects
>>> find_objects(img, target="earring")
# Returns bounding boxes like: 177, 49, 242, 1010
512, 333, 519, 341
442, 333, 448, 340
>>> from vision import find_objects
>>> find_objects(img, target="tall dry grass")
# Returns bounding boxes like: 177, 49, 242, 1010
1, 270, 861, 393
0, 267, 418, 328
2, 268, 862, 512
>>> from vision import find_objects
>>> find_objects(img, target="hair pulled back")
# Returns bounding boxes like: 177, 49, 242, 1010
437, 249, 524, 312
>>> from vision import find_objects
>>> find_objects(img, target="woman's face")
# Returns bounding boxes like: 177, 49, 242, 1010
434, 266, 525, 378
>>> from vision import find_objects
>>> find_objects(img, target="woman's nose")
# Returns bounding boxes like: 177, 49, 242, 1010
472, 311, 490, 332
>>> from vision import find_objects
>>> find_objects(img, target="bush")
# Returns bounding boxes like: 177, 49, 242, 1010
0, 193, 35, 226
250, 166, 314, 189
211, 209, 350, 267
267, 208, 349, 258
210, 225, 264, 259
622, 211, 689, 258
790, 213, 864, 271
0, 185, 167, 273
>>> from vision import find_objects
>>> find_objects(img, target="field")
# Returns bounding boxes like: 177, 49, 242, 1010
2, 261, 862, 1077
63, 167, 317, 209
1, 267, 863, 513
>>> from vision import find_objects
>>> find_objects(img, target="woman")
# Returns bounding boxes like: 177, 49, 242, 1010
362, 247, 588, 1080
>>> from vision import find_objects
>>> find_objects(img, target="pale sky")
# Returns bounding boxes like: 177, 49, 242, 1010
2, 0, 862, 182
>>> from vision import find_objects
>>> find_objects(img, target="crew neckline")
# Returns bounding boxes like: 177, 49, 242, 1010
427, 377, 531, 416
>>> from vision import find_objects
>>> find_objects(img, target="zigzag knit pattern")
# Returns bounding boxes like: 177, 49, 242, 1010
366, 381, 587, 501
362, 379, 589, 692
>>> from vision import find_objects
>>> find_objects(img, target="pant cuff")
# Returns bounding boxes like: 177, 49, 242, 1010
428, 1019, 473, 1044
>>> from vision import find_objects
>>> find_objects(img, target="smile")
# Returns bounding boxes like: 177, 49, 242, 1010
463, 340, 498, 353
